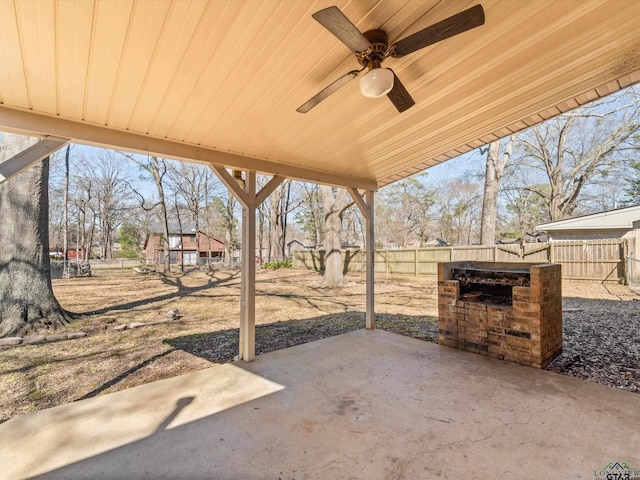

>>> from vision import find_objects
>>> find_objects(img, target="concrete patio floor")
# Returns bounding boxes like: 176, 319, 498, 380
2, 329, 639, 479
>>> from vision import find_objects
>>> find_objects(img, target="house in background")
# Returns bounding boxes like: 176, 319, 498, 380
49, 247, 86, 260
144, 223, 224, 266
286, 239, 318, 258
535, 204, 640, 241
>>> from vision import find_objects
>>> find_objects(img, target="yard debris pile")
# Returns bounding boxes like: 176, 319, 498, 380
112, 310, 181, 331
0, 331, 87, 347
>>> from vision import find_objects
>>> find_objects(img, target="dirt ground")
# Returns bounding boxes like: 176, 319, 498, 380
0, 268, 638, 423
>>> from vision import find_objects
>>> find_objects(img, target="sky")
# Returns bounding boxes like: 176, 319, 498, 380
421, 150, 483, 184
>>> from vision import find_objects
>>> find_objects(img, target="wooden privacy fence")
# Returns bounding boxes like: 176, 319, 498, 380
293, 239, 626, 282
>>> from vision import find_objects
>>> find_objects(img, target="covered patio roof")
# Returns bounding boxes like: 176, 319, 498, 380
0, 0, 639, 189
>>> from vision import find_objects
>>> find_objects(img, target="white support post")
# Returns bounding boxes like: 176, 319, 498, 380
0, 137, 69, 184
240, 171, 257, 362
210, 167, 284, 362
350, 188, 375, 330
365, 190, 375, 329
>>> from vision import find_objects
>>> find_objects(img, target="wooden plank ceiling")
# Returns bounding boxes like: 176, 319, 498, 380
0, 0, 639, 189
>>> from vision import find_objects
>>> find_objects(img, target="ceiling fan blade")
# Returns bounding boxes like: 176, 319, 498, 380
386, 71, 415, 113
297, 70, 361, 113
390, 4, 485, 58
312, 6, 372, 53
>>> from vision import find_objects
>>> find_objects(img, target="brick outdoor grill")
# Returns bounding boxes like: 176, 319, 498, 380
438, 262, 563, 368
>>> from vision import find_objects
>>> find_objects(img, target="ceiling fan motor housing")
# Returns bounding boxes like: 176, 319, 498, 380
358, 29, 389, 69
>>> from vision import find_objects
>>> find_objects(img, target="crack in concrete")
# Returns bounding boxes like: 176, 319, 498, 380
388, 414, 535, 479
425, 413, 534, 454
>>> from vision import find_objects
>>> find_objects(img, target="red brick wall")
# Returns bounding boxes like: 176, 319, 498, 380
144, 232, 224, 264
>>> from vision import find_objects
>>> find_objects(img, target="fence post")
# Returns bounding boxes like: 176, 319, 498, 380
622, 239, 629, 284
549, 242, 555, 263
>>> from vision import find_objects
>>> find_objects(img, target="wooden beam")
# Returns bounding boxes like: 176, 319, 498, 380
256, 175, 285, 206
0, 107, 377, 191
349, 188, 370, 221
210, 166, 250, 208
0, 137, 69, 184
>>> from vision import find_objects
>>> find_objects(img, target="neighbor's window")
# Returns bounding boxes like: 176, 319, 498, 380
168, 236, 181, 248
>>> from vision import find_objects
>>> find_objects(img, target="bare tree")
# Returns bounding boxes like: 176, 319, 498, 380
265, 180, 302, 261
124, 154, 171, 273
295, 183, 323, 246
0, 133, 71, 337
210, 192, 239, 267
172, 191, 185, 272
166, 162, 216, 265
515, 89, 640, 221
341, 204, 364, 246
623, 160, 640, 206
480, 136, 514, 244
62, 146, 71, 275
72, 175, 96, 262
501, 186, 549, 238
377, 173, 435, 247
78, 151, 130, 259
47, 154, 67, 255
434, 178, 482, 245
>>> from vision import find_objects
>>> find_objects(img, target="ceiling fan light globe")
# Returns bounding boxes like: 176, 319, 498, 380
359, 68, 394, 98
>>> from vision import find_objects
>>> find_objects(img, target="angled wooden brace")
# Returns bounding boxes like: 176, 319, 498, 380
0, 136, 69, 184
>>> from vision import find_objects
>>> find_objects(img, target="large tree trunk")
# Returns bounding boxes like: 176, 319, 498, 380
317, 186, 348, 287
480, 136, 513, 245
0, 134, 71, 337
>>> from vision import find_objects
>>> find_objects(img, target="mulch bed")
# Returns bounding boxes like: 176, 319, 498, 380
546, 293, 640, 393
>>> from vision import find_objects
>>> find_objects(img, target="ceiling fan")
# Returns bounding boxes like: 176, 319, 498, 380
297, 4, 485, 114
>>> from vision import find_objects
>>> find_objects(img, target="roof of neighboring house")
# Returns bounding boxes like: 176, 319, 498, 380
148, 222, 198, 235
535, 205, 640, 231
287, 239, 317, 248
